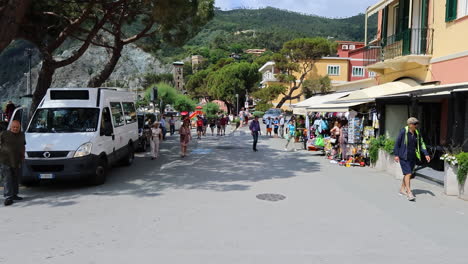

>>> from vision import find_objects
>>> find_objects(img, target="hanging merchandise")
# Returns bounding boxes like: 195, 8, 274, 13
348, 118, 362, 144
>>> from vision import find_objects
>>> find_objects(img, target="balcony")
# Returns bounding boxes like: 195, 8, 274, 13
364, 27, 433, 74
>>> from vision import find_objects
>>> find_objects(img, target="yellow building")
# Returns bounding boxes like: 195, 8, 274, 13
258, 58, 351, 110
361, 0, 468, 149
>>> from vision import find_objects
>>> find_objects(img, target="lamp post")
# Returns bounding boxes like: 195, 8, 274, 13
236, 93, 239, 115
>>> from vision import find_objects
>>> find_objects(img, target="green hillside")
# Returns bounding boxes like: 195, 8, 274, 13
151, 7, 377, 61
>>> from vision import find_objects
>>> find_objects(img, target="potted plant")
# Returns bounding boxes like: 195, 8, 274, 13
441, 152, 468, 199
441, 153, 459, 196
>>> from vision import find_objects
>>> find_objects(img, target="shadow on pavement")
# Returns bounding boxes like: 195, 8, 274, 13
412, 189, 436, 197
15, 128, 321, 207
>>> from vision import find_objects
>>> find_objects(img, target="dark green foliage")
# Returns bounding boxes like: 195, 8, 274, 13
303, 76, 332, 98
369, 136, 387, 164
173, 94, 196, 112
383, 139, 395, 154
203, 102, 220, 119
142, 73, 174, 89
456, 152, 468, 185
151, 7, 377, 61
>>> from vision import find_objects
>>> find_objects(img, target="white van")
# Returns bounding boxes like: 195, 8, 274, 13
10, 88, 139, 185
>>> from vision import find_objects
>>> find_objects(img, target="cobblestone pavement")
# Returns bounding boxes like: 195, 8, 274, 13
1, 124, 467, 264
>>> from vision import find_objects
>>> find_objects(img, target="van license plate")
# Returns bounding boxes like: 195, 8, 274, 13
39, 174, 54, 179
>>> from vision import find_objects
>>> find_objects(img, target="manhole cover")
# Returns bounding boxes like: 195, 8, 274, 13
256, 193, 286, 202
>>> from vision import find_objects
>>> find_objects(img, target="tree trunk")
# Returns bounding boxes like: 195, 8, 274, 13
87, 44, 123, 87
276, 84, 302, 109
0, 0, 30, 53
30, 59, 55, 116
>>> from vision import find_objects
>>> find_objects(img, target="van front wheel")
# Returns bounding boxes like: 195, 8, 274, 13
123, 144, 134, 166
90, 158, 107, 185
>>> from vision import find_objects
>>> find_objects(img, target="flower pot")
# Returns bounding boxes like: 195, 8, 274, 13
459, 181, 468, 201
444, 162, 459, 196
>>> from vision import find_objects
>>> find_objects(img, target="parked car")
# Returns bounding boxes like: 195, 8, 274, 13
9, 88, 139, 186
262, 108, 283, 124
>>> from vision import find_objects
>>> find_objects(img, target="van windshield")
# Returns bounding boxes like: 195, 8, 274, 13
28, 108, 100, 133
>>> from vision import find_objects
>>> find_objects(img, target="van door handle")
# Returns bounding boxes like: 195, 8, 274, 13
112, 134, 115, 140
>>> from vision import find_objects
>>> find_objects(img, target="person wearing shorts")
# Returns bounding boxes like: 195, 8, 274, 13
220, 115, 227, 136
196, 116, 203, 140
265, 117, 273, 136
273, 117, 279, 138
284, 120, 296, 151
394, 117, 431, 201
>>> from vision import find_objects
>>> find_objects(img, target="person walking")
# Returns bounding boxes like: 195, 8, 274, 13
279, 115, 285, 138
394, 117, 431, 201
0, 120, 26, 206
209, 117, 216, 136
150, 122, 162, 160
169, 116, 176, 136
265, 116, 273, 137
179, 119, 192, 157
273, 117, 279, 138
5, 101, 15, 122
202, 115, 208, 136
220, 115, 227, 136
196, 116, 204, 140
216, 115, 222, 136
160, 116, 167, 140
284, 120, 296, 151
249, 116, 261, 152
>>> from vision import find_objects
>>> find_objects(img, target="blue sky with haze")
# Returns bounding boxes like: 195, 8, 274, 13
215, 0, 377, 18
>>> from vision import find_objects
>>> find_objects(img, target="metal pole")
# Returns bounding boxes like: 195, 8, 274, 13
364, 11, 368, 45
236, 94, 239, 115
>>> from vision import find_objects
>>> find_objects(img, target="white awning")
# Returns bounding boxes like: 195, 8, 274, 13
367, 0, 396, 16
335, 78, 421, 102
307, 102, 367, 113
292, 92, 351, 115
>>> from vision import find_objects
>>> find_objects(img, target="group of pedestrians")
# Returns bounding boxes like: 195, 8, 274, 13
198, 114, 229, 137
264, 116, 286, 138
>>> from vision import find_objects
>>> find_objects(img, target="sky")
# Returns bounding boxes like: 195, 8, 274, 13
215, 0, 378, 18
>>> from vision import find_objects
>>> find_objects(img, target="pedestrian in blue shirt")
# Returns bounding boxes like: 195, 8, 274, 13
394, 117, 431, 201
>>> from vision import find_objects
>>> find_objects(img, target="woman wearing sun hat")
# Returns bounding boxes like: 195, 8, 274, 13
393, 117, 431, 201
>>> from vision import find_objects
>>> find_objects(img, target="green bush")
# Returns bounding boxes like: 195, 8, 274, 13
456, 152, 468, 185
173, 94, 196, 113
383, 139, 395, 154
253, 111, 264, 118
369, 136, 387, 164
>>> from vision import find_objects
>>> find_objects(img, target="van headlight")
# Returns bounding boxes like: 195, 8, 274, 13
74, 143, 92, 158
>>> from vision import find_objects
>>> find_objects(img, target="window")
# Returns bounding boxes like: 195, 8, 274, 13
352, 66, 365, 77
349, 45, 356, 50
342, 45, 349, 50
28, 108, 100, 133
458, 0, 468, 19
122, 102, 137, 124
446, 0, 458, 22
327, 65, 340, 76
110, 102, 125, 127
368, 71, 377, 78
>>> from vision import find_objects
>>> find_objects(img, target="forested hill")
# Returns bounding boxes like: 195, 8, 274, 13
155, 7, 377, 61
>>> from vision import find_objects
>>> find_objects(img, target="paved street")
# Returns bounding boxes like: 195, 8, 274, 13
1, 125, 468, 264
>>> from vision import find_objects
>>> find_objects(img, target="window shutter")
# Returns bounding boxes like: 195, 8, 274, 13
446, 0, 458, 22
381, 7, 389, 46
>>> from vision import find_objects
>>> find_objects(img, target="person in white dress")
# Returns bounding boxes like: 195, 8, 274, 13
150, 122, 162, 160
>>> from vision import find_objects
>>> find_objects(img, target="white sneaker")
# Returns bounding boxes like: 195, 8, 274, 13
284, 148, 288, 151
